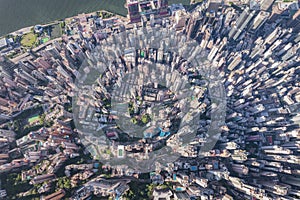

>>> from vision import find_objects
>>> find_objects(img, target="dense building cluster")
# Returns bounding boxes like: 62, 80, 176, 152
0, 0, 299, 199
73, 29, 220, 172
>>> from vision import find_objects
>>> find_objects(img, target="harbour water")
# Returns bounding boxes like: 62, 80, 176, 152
0, 0, 190, 37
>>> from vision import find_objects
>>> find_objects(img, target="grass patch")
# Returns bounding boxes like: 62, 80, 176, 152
47, 24, 62, 39
20, 32, 37, 47
28, 115, 40, 124
42, 37, 50, 43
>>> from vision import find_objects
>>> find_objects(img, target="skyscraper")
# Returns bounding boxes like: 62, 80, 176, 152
260, 0, 275, 11
229, 7, 250, 39
186, 12, 202, 40
250, 11, 270, 31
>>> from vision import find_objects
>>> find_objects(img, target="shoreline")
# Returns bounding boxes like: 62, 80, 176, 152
0, 0, 191, 37
1, 9, 126, 39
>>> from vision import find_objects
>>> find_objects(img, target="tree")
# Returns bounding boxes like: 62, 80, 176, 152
31, 188, 37, 195
63, 178, 71, 189
146, 184, 155, 197
141, 114, 150, 124
131, 118, 137, 124
127, 190, 134, 197
56, 177, 71, 189
16, 173, 22, 182
39, 113, 46, 125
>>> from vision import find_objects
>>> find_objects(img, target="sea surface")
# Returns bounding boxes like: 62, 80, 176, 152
0, 0, 190, 37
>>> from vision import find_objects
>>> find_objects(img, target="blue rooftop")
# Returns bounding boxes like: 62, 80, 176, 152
159, 127, 170, 137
